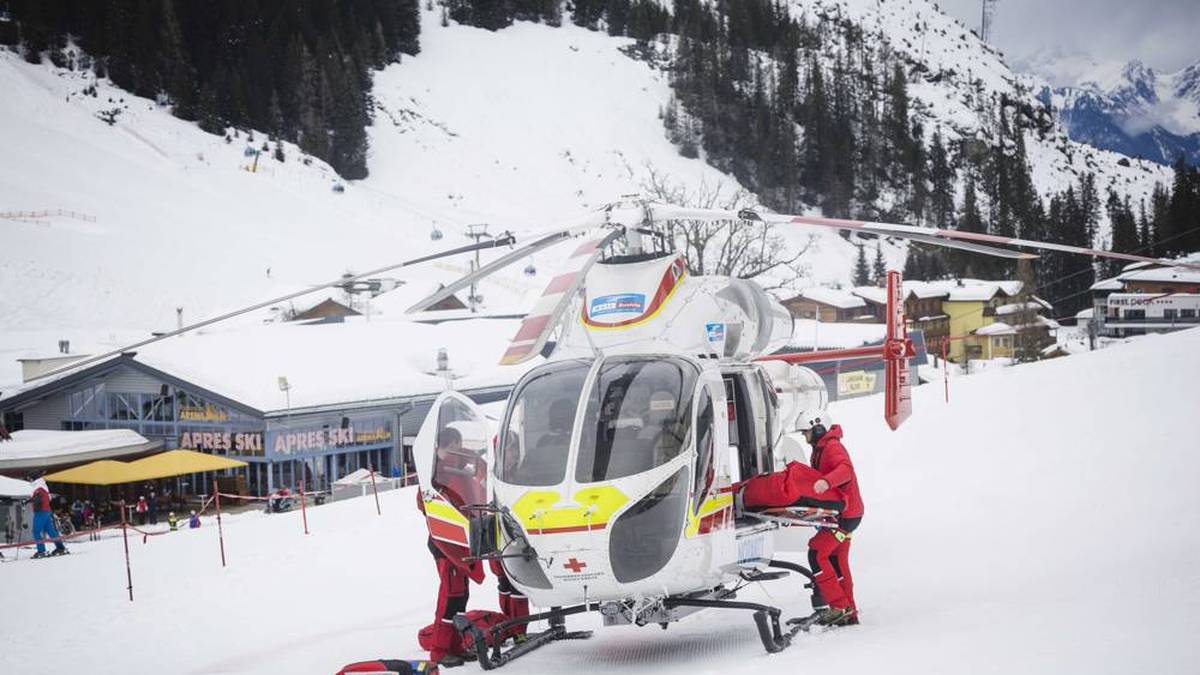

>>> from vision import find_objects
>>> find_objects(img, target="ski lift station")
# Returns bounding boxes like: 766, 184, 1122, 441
0, 315, 520, 498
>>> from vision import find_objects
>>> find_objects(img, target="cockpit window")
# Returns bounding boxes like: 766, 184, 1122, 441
575, 357, 698, 483
497, 360, 589, 486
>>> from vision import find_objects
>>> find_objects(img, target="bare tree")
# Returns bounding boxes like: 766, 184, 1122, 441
643, 168, 812, 288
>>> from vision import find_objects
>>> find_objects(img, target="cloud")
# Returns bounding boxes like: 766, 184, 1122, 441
935, 0, 1200, 83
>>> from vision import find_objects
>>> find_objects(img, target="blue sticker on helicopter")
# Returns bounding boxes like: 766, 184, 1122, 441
590, 293, 646, 317
705, 323, 726, 343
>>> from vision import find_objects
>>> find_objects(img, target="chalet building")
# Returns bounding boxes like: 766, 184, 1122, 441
1089, 259, 1200, 337
781, 288, 871, 322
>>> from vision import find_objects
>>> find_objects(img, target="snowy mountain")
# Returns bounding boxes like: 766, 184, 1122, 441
0, 0, 1182, 376
1027, 58, 1200, 165
4, 326, 1198, 674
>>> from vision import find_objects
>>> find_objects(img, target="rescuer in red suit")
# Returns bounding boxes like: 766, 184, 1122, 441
418, 425, 484, 667
801, 413, 863, 626
735, 411, 862, 626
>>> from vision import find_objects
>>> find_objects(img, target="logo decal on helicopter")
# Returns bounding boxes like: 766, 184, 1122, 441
589, 293, 646, 317
563, 557, 588, 573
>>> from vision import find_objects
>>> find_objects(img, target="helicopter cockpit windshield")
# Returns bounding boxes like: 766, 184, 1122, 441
498, 359, 590, 486
575, 357, 698, 483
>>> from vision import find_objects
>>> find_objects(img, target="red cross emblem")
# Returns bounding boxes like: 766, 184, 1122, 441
563, 557, 587, 573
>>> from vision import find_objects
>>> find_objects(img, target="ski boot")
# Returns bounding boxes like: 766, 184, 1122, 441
49, 547, 70, 557
787, 606, 852, 632
31, 551, 47, 559
436, 654, 465, 669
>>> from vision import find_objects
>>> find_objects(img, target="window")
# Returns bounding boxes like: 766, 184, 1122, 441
575, 357, 698, 483
498, 360, 590, 486
1182, 309, 1196, 319
693, 388, 715, 514
1124, 309, 1145, 320
1, 412, 22, 432
1164, 309, 1178, 320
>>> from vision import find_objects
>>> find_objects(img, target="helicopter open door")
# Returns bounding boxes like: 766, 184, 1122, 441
413, 390, 492, 581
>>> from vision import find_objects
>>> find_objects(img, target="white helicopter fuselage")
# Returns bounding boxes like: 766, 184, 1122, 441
414, 252, 829, 614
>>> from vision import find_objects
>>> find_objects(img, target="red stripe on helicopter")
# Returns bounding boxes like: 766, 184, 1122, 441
581, 257, 686, 328
697, 507, 733, 535
527, 523, 608, 535
427, 516, 469, 546
542, 272, 578, 296
512, 314, 552, 342
572, 239, 605, 257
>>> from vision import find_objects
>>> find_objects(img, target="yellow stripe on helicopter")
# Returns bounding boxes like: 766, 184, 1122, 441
511, 486, 629, 534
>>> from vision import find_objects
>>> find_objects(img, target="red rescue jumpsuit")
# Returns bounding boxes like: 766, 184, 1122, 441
806, 425, 863, 614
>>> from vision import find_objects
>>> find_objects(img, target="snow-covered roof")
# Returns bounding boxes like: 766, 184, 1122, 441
1036, 316, 1062, 330
1116, 266, 1200, 285
0, 429, 159, 471
851, 286, 888, 305
1075, 308, 1095, 319
1, 315, 535, 414
0, 474, 33, 498
975, 322, 1015, 336
949, 286, 1003, 302
1091, 277, 1125, 291
796, 287, 867, 309
995, 301, 1048, 316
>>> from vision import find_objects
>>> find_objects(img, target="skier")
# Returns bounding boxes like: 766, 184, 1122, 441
188, 510, 201, 529
801, 412, 863, 626
135, 495, 148, 525
30, 478, 68, 558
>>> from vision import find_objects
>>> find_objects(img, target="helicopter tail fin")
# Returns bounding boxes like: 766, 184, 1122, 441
883, 270, 913, 430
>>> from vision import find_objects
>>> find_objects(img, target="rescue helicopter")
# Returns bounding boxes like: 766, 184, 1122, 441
402, 197, 1200, 668
37, 197, 1197, 669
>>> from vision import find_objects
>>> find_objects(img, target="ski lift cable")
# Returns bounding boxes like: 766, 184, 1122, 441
29, 235, 517, 383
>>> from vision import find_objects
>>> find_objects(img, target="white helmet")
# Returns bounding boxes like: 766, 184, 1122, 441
797, 409, 832, 432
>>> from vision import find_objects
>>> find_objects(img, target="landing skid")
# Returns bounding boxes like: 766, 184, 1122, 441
456, 561, 818, 667
455, 604, 596, 671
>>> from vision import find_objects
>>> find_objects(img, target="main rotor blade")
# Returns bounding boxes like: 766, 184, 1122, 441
406, 211, 612, 314
647, 203, 1200, 271
499, 229, 623, 366
780, 214, 1200, 271
857, 227, 1037, 260
31, 235, 516, 382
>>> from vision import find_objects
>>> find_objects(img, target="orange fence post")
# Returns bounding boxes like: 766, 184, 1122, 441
120, 500, 133, 602
300, 478, 310, 535
213, 481, 227, 568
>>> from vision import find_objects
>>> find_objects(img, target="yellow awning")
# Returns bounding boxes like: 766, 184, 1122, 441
44, 451, 247, 485
124, 450, 247, 480
43, 460, 142, 486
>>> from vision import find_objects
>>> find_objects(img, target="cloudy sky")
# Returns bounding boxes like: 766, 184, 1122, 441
935, 0, 1200, 85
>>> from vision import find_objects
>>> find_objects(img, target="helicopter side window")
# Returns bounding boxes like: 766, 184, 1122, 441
575, 357, 698, 483
498, 360, 589, 486
692, 387, 715, 513
431, 398, 488, 514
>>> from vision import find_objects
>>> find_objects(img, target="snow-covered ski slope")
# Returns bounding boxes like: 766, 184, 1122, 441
3, 328, 1197, 675
0, 6, 892, 383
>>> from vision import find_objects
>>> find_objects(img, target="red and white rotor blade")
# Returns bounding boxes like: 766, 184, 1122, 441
648, 202, 1199, 270
406, 210, 611, 314
778, 214, 1200, 271
499, 230, 622, 366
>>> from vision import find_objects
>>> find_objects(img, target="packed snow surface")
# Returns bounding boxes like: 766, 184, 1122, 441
3, 328, 1197, 674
